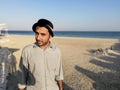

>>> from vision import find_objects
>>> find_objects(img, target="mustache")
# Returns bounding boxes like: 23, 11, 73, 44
36, 39, 42, 41
36, 39, 43, 42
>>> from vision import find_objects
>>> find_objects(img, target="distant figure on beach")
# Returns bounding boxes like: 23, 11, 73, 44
18, 19, 64, 90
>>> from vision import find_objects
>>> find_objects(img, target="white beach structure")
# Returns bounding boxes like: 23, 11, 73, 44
0, 24, 9, 44
0, 24, 7, 35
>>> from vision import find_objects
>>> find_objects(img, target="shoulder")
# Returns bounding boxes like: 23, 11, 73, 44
22, 43, 35, 52
51, 44, 60, 50
50, 44, 61, 54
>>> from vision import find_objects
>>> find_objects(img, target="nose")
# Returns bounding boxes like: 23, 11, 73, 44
36, 34, 42, 40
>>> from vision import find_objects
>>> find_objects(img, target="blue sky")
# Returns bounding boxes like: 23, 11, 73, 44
0, 0, 120, 31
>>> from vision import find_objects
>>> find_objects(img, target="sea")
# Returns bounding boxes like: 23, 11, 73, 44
1, 30, 120, 39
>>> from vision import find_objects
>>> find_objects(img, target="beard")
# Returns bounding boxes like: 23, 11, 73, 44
36, 39, 50, 48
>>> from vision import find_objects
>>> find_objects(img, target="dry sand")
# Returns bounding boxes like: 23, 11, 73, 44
0, 35, 120, 90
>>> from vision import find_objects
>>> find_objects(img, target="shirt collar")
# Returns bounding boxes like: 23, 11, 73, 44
33, 42, 56, 50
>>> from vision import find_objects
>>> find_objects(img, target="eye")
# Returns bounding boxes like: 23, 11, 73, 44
41, 33, 46, 36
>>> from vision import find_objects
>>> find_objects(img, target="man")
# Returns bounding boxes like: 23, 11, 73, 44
18, 19, 64, 90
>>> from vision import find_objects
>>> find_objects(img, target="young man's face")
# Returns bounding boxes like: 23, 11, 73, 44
35, 27, 51, 48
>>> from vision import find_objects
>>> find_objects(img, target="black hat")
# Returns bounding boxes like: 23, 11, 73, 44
32, 19, 54, 37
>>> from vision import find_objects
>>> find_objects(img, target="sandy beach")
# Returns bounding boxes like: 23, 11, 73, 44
0, 35, 120, 90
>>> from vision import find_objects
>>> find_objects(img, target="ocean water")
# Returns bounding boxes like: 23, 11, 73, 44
1, 30, 120, 39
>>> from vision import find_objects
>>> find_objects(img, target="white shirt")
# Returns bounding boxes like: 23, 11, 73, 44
18, 43, 63, 90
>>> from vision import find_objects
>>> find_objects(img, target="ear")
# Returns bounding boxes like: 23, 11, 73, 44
50, 35, 52, 39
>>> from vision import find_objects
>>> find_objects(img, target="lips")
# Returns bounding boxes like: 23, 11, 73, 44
36, 40, 42, 43
37, 41, 42, 43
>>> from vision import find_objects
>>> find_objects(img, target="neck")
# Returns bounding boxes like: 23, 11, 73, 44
40, 41, 50, 49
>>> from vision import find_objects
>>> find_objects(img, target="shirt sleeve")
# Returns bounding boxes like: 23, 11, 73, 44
18, 47, 29, 89
55, 49, 64, 80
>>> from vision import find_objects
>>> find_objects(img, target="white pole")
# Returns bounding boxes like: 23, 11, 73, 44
1, 62, 5, 83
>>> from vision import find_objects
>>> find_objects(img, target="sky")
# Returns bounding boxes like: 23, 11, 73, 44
0, 0, 120, 31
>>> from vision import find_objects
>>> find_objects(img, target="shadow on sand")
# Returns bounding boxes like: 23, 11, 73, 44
63, 81, 73, 90
5, 48, 19, 90
75, 40, 120, 90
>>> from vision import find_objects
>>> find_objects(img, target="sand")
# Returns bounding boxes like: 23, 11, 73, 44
0, 35, 120, 90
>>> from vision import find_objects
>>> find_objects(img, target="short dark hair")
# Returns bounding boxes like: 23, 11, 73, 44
32, 19, 54, 37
